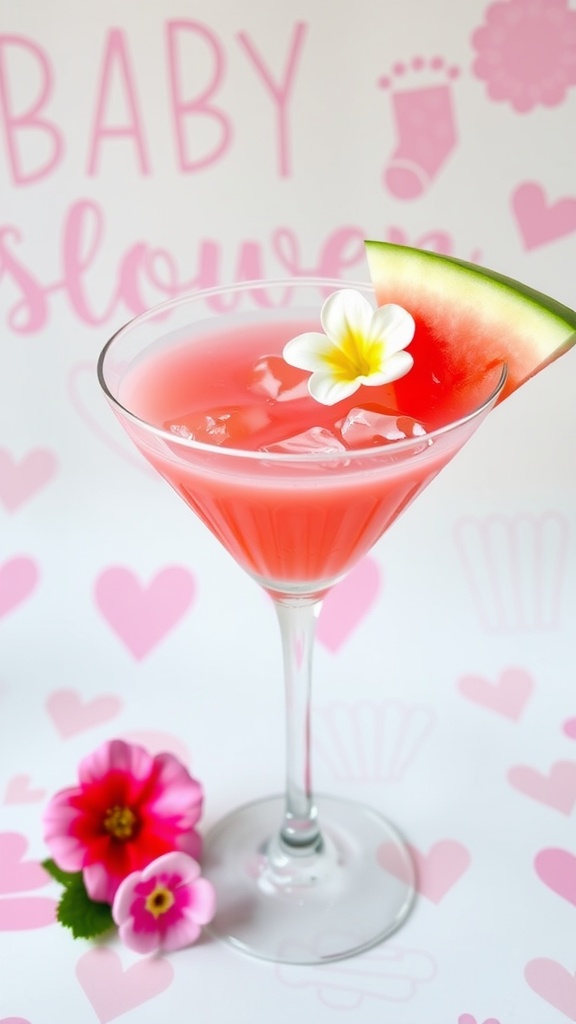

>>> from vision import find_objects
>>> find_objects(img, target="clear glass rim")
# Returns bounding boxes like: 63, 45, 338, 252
97, 277, 508, 463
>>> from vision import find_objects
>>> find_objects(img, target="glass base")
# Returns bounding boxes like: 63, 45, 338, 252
203, 794, 416, 964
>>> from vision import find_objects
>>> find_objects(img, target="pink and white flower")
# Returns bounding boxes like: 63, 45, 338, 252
43, 739, 203, 904
112, 851, 216, 953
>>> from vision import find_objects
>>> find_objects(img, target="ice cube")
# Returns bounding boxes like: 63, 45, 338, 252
165, 405, 271, 447
261, 426, 347, 454
169, 423, 194, 439
336, 406, 427, 449
249, 355, 309, 402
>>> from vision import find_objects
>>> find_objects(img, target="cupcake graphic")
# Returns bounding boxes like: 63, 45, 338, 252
453, 512, 569, 632
313, 699, 435, 783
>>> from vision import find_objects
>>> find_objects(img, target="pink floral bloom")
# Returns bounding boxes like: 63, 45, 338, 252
43, 739, 203, 904
112, 851, 216, 953
471, 0, 576, 113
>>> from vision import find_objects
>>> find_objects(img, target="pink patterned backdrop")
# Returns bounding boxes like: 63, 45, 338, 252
1, 1, 576, 1021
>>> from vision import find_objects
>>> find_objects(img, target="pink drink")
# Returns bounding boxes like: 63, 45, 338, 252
121, 317, 493, 592
100, 278, 509, 964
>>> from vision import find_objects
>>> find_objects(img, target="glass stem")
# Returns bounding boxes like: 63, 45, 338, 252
274, 595, 323, 854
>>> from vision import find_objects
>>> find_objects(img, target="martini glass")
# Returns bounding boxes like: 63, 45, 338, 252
97, 278, 506, 964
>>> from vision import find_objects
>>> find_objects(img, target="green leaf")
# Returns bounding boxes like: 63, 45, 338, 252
41, 858, 79, 887
56, 873, 115, 940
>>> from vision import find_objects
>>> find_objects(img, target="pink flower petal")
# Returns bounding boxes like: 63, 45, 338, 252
141, 851, 201, 886
187, 878, 216, 925
44, 740, 206, 908
111, 871, 141, 925
159, 915, 201, 952
150, 754, 203, 822
118, 918, 162, 954
84, 862, 115, 904
78, 739, 152, 785
42, 831, 85, 873
112, 853, 214, 954
43, 792, 86, 870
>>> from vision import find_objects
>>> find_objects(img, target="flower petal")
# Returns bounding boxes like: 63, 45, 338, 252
112, 853, 214, 954
188, 878, 216, 925
159, 915, 201, 952
43, 737, 208, 921
369, 303, 415, 354
281, 288, 415, 408
308, 370, 361, 406
377, 350, 414, 384
283, 332, 333, 371
78, 739, 152, 785
111, 871, 140, 925
43, 790, 86, 870
355, 370, 393, 387
150, 754, 203, 824
320, 289, 373, 343
118, 918, 161, 954
141, 851, 201, 886
42, 831, 85, 873
84, 861, 116, 904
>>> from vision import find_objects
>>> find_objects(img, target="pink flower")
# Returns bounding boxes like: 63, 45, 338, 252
112, 851, 216, 953
471, 0, 576, 113
43, 739, 203, 904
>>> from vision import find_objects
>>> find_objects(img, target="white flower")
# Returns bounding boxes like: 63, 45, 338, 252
283, 289, 415, 406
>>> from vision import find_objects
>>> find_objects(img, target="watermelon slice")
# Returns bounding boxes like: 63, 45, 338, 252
365, 241, 576, 423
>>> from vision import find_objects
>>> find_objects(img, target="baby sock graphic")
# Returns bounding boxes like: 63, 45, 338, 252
379, 57, 459, 199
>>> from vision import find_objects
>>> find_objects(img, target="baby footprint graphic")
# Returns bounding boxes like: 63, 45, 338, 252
379, 56, 460, 199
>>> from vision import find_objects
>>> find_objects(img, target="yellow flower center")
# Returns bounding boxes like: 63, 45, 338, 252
145, 885, 176, 919
322, 329, 384, 380
103, 805, 137, 841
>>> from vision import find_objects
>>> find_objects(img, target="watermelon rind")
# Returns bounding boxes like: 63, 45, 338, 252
365, 241, 576, 399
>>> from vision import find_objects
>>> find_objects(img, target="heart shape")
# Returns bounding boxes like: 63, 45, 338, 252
76, 948, 174, 1023
0, 557, 39, 619
534, 847, 576, 907
508, 760, 576, 814
0, 448, 58, 512
46, 688, 122, 738
0, 832, 51, 894
0, 897, 56, 931
68, 361, 154, 476
457, 667, 533, 720
317, 556, 381, 652
458, 1016, 501, 1024
0, 1017, 33, 1023
377, 838, 471, 903
94, 565, 196, 660
563, 718, 576, 740
525, 957, 576, 1019
512, 182, 576, 250
3, 774, 47, 804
